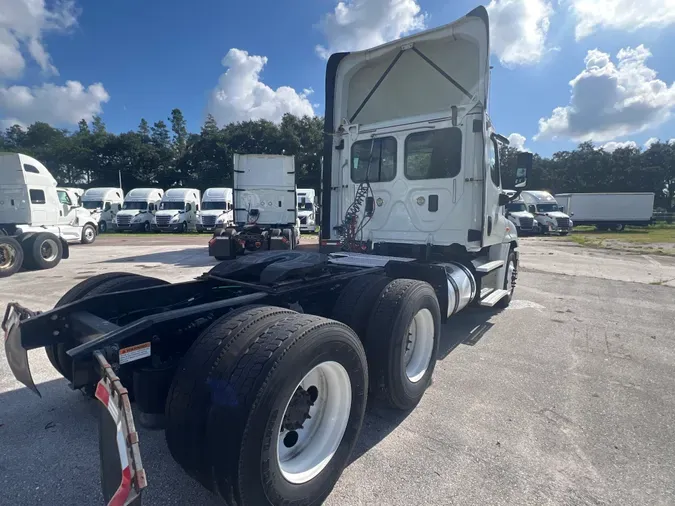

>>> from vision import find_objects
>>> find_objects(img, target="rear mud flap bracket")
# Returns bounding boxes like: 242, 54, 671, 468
94, 351, 146, 506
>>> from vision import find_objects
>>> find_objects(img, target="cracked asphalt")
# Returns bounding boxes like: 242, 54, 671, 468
1, 235, 673, 505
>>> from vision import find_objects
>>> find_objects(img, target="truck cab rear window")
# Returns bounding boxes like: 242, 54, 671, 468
405, 127, 462, 180
351, 137, 396, 183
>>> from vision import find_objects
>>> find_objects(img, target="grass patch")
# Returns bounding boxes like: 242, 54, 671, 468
560, 224, 675, 256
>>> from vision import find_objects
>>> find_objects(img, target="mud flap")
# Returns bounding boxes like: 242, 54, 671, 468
94, 351, 146, 506
2, 303, 40, 396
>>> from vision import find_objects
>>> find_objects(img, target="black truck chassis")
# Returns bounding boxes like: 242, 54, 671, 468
2, 250, 475, 506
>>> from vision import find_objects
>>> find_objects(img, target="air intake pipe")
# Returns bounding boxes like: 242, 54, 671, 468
441, 261, 477, 317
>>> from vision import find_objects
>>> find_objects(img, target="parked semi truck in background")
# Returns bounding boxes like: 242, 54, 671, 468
208, 154, 300, 259
2, 7, 536, 505
154, 188, 201, 232
297, 188, 318, 233
81, 187, 124, 233
555, 192, 654, 231
504, 190, 539, 235
0, 153, 83, 277
113, 188, 164, 232
520, 190, 572, 235
197, 187, 233, 233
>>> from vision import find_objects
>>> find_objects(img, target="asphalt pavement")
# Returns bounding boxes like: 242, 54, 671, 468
1, 235, 674, 505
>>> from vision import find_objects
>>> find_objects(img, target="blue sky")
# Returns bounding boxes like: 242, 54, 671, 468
1, 0, 675, 156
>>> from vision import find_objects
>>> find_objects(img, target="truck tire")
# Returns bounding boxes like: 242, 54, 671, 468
180, 222, 188, 233
98, 220, 108, 233
365, 279, 441, 410
0, 236, 23, 278
496, 250, 517, 309
45, 273, 169, 384
165, 305, 296, 487
332, 274, 390, 339
205, 310, 368, 506
143, 221, 151, 233
22, 232, 63, 270
81, 224, 97, 244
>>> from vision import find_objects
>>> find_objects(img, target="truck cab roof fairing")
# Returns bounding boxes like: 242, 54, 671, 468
330, 6, 489, 130
320, 6, 490, 238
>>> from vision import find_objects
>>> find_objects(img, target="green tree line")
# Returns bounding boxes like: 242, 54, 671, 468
1, 110, 673, 211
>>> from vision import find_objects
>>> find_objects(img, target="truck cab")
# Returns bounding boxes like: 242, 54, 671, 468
198, 187, 233, 233
297, 188, 318, 233
81, 187, 124, 233
503, 190, 539, 235
114, 188, 164, 232
0, 153, 98, 245
154, 188, 201, 233
520, 191, 571, 235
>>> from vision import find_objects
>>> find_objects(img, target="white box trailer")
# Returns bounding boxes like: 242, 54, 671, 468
555, 192, 654, 231
208, 154, 300, 259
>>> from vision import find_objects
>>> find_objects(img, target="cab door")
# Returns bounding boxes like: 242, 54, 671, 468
57, 189, 76, 225
482, 135, 502, 246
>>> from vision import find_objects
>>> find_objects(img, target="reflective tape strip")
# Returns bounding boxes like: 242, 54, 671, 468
107, 467, 132, 506
95, 379, 132, 506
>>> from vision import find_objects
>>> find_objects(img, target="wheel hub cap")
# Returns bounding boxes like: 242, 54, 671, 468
403, 308, 435, 383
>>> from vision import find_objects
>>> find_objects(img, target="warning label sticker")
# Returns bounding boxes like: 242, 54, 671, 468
119, 342, 151, 365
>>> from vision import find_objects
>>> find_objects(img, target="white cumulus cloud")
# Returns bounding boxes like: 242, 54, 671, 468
572, 0, 675, 40
315, 0, 426, 59
507, 133, 528, 151
536, 45, 675, 142
207, 49, 314, 125
487, 0, 554, 67
600, 140, 638, 152
0, 0, 79, 79
644, 137, 659, 149
0, 81, 110, 127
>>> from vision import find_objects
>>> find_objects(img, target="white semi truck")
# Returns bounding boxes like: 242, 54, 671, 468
81, 187, 124, 233
297, 188, 318, 233
555, 192, 654, 231
520, 190, 572, 235
113, 188, 164, 232
197, 187, 233, 233
0, 153, 101, 277
504, 190, 539, 235
208, 154, 300, 259
2, 7, 534, 505
154, 188, 201, 232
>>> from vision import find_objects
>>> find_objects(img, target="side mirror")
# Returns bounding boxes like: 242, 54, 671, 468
515, 152, 532, 189
498, 193, 510, 207
528, 205, 536, 214
558, 206, 564, 212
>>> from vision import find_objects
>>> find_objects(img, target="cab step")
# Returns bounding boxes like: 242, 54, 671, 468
479, 289, 509, 307
474, 260, 504, 274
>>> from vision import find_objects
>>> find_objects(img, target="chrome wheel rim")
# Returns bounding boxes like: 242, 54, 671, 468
403, 308, 435, 383
84, 227, 95, 241
0, 244, 17, 270
277, 361, 351, 484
